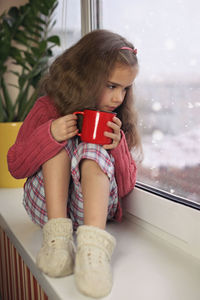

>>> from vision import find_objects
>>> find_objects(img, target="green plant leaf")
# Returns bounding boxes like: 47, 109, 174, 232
10, 47, 23, 61
0, 0, 60, 121
17, 84, 29, 116
9, 71, 20, 77
0, 65, 7, 78
0, 42, 11, 65
25, 27, 42, 39
31, 41, 47, 57
19, 89, 38, 121
0, 92, 6, 122
18, 74, 27, 89
8, 84, 19, 89
39, 40, 48, 52
25, 36, 41, 45
13, 61, 30, 72
10, 47, 30, 71
14, 31, 29, 46
47, 48, 53, 56
31, 73, 42, 88
1, 77, 14, 121
35, 17, 46, 25
49, 19, 56, 30
47, 35, 60, 45
8, 7, 19, 21
24, 51, 36, 67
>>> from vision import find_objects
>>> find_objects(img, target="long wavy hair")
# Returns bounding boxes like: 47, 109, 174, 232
39, 29, 142, 152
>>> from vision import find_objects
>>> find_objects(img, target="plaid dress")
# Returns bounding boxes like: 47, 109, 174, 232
23, 138, 118, 230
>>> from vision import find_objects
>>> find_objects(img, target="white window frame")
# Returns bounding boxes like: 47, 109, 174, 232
80, 0, 102, 36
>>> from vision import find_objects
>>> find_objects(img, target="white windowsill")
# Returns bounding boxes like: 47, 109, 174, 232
123, 187, 200, 260
0, 187, 200, 300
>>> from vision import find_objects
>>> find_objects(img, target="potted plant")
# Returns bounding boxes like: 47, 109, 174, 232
0, 0, 60, 187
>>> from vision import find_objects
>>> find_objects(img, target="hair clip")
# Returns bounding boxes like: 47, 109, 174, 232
120, 46, 137, 55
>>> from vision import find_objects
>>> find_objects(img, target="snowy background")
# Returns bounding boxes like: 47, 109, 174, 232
102, 0, 200, 82
102, 0, 200, 203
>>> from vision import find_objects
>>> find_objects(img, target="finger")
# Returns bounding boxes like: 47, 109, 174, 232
64, 129, 79, 140
64, 126, 78, 135
104, 131, 120, 142
103, 142, 117, 150
67, 125, 78, 133
68, 129, 79, 137
65, 119, 77, 127
63, 114, 77, 121
107, 121, 121, 132
112, 116, 122, 128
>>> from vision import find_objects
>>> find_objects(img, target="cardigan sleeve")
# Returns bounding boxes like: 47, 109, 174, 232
110, 131, 137, 198
7, 99, 66, 179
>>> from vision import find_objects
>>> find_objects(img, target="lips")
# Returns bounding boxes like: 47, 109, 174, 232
107, 107, 116, 111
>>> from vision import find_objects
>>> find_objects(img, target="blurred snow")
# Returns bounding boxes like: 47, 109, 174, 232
142, 126, 200, 168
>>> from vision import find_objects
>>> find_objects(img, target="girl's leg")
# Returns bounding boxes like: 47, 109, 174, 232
42, 148, 71, 219
80, 159, 110, 229
75, 158, 116, 298
36, 149, 75, 277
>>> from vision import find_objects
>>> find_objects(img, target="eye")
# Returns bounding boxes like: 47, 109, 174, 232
123, 87, 129, 92
107, 84, 116, 89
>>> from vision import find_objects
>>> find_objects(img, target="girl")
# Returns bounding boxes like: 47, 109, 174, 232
7, 29, 141, 298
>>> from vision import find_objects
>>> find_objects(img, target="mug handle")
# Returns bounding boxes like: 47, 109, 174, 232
73, 111, 84, 137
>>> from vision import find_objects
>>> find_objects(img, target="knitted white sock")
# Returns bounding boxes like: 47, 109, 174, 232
36, 218, 75, 277
75, 225, 116, 298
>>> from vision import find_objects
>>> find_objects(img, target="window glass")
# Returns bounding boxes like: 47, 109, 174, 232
50, 0, 81, 56
102, 0, 200, 204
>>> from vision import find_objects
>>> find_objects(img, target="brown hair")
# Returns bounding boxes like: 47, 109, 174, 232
39, 29, 142, 152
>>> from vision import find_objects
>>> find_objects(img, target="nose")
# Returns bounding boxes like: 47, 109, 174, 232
112, 90, 124, 105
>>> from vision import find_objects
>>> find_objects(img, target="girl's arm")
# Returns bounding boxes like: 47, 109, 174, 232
7, 99, 66, 179
110, 130, 137, 198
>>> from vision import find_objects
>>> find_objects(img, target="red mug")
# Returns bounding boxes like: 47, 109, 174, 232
73, 109, 116, 145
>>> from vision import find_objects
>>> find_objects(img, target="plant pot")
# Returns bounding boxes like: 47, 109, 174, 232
0, 122, 26, 188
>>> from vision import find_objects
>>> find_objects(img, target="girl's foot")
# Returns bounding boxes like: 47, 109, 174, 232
75, 225, 116, 298
36, 218, 75, 277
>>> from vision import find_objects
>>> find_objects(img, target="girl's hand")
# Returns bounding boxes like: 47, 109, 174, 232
103, 116, 122, 150
50, 114, 78, 142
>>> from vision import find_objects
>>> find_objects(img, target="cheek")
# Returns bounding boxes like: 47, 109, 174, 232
96, 95, 106, 109
122, 90, 127, 98
99, 91, 109, 104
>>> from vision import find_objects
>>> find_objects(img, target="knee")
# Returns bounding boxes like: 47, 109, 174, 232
42, 148, 71, 170
80, 159, 106, 179
60, 148, 71, 162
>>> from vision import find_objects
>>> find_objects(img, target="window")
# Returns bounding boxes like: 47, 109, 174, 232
101, 0, 200, 205
50, 0, 81, 56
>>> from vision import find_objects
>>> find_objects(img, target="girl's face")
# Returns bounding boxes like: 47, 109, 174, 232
97, 63, 138, 112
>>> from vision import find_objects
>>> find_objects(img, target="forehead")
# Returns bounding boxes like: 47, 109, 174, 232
108, 63, 138, 86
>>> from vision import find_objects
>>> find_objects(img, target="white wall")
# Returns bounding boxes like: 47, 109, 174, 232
0, 0, 27, 14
